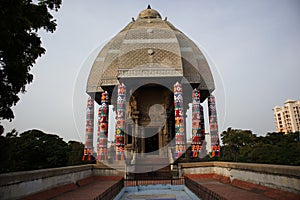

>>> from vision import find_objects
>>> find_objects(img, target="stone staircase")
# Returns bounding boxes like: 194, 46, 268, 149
97, 160, 126, 172
130, 156, 173, 179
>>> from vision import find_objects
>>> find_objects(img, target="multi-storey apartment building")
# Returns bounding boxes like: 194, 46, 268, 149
273, 99, 300, 133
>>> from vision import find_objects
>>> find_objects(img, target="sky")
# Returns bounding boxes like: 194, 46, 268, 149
2, 0, 300, 143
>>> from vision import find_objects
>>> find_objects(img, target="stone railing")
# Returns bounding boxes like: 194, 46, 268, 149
1, 161, 299, 199
179, 161, 300, 194
0, 164, 124, 200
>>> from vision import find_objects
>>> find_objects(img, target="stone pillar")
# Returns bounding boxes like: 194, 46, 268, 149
208, 94, 220, 157
130, 112, 139, 153
191, 88, 205, 158
134, 117, 139, 152
84, 97, 94, 155
174, 82, 186, 158
115, 83, 126, 160
199, 104, 207, 157
163, 121, 168, 146
159, 127, 163, 156
131, 114, 139, 163
141, 127, 145, 155
132, 125, 135, 147
97, 91, 109, 161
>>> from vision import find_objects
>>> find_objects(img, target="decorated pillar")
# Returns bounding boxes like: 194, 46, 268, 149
84, 97, 94, 155
97, 91, 109, 161
191, 88, 205, 158
115, 83, 126, 160
200, 104, 205, 151
174, 82, 186, 158
208, 95, 220, 157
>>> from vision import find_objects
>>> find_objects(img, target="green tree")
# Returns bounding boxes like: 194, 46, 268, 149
0, 129, 89, 173
16, 129, 69, 171
220, 128, 300, 165
0, 0, 62, 120
249, 132, 300, 165
262, 132, 285, 144
67, 141, 84, 166
0, 129, 20, 173
221, 128, 256, 162
0, 125, 4, 136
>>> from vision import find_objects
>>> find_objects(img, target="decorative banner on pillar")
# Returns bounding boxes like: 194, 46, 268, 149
174, 82, 186, 158
84, 97, 94, 155
208, 95, 220, 157
97, 91, 109, 161
115, 83, 126, 160
191, 88, 205, 158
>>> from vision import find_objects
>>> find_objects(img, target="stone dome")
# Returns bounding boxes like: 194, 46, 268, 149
137, 5, 161, 19
87, 6, 215, 96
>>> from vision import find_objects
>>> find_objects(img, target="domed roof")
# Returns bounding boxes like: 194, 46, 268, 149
137, 5, 161, 19
87, 6, 215, 94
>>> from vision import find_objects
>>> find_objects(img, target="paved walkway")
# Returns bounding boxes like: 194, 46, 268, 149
24, 175, 300, 200
23, 176, 123, 200
53, 177, 122, 200
185, 175, 300, 200
188, 177, 271, 200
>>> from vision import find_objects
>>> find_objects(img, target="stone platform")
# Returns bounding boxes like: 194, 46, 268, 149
23, 175, 300, 200
22, 176, 123, 200
185, 174, 300, 200
1, 162, 299, 200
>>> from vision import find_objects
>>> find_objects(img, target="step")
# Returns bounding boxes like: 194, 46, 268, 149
134, 157, 170, 165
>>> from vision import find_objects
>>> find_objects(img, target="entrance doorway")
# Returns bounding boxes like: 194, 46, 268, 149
145, 128, 159, 154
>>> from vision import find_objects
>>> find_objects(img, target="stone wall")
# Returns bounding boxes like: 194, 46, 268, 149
1, 162, 299, 199
180, 162, 300, 194
0, 164, 124, 200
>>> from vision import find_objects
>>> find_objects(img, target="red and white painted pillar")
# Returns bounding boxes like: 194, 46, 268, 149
208, 95, 220, 157
115, 83, 126, 160
84, 97, 94, 156
97, 91, 109, 160
174, 82, 186, 158
191, 88, 205, 158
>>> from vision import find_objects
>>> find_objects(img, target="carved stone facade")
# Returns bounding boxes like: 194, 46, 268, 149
85, 6, 219, 166
124, 84, 175, 157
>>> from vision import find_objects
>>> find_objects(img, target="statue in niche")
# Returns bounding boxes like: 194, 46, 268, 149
130, 96, 138, 112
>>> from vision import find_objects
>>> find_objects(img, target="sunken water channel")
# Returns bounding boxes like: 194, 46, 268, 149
114, 184, 200, 200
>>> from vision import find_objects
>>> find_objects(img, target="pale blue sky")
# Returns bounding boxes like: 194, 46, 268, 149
2, 0, 300, 142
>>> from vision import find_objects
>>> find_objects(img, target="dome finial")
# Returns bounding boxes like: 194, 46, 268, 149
137, 5, 161, 19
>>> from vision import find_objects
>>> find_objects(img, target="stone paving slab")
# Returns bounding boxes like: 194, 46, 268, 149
22, 176, 123, 200
193, 178, 272, 200
23, 175, 299, 200
52, 176, 123, 200
52, 181, 115, 199
186, 176, 300, 200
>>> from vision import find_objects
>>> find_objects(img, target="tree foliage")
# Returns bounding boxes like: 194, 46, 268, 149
0, 129, 85, 173
0, 0, 62, 120
221, 128, 256, 161
221, 128, 300, 165
67, 140, 85, 166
